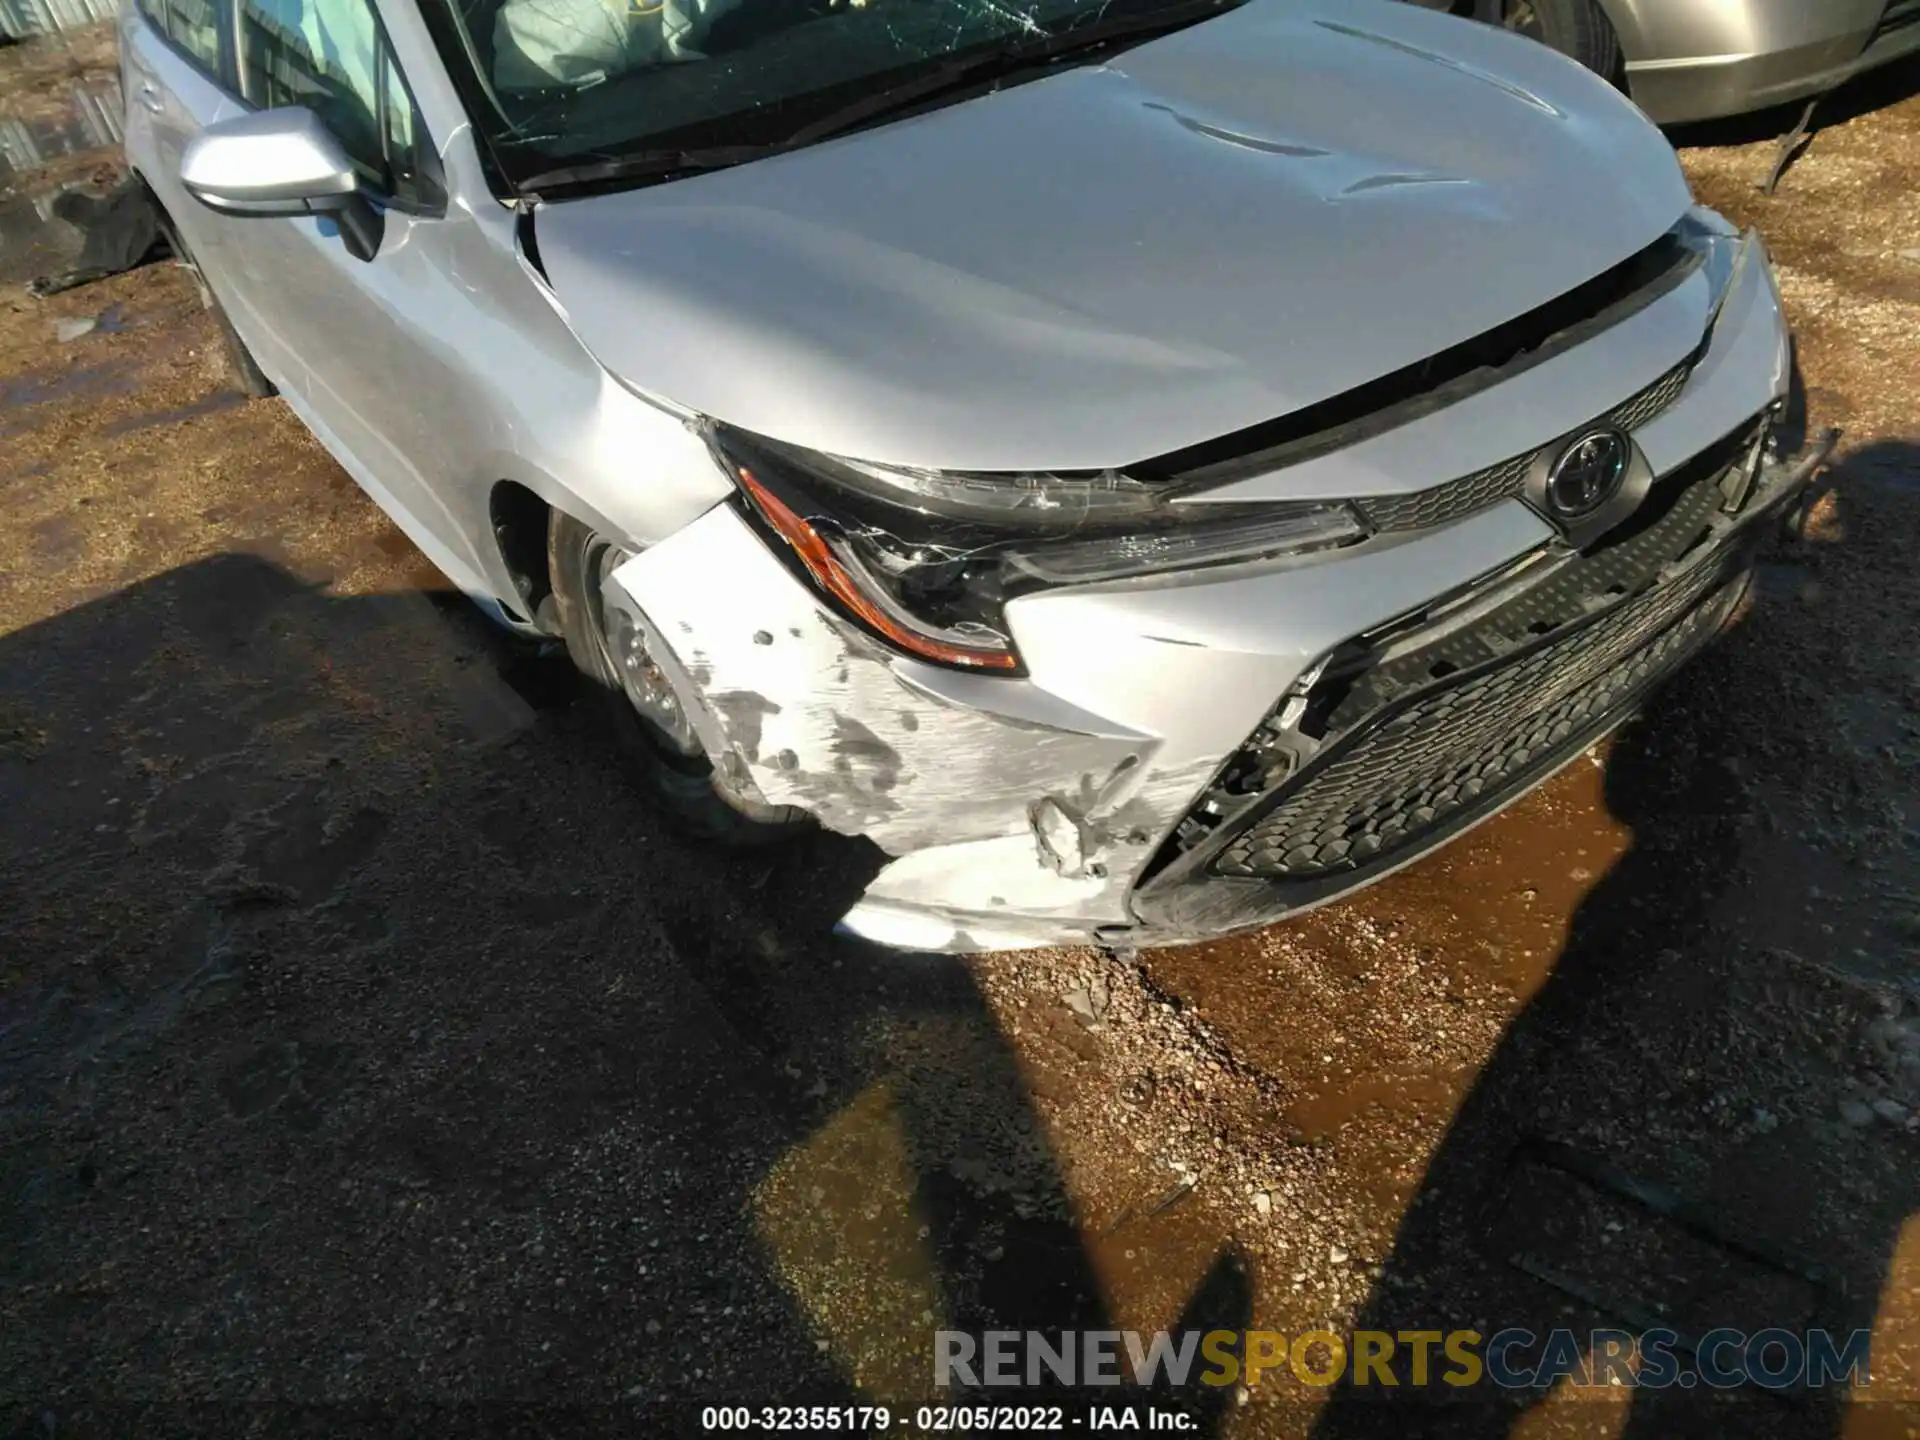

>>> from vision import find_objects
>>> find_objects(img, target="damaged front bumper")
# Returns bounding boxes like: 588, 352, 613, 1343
1128, 424, 1835, 944
603, 231, 1823, 955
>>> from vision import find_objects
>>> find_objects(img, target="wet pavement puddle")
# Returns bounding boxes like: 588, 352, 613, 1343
0, 193, 80, 285
0, 78, 122, 185
0, 25, 125, 285
97, 386, 247, 437
0, 354, 141, 407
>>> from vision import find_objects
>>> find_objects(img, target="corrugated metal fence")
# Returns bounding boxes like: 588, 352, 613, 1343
0, 0, 118, 41
0, 80, 123, 179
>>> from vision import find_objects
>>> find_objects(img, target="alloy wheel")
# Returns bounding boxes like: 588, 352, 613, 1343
586, 539, 702, 758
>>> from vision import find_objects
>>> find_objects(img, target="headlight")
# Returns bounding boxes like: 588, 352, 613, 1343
708, 426, 1368, 673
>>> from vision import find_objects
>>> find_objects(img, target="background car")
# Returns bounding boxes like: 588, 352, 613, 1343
1406, 0, 1920, 122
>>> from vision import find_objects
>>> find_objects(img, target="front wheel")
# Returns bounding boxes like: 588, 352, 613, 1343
1498, 0, 1622, 81
547, 511, 810, 847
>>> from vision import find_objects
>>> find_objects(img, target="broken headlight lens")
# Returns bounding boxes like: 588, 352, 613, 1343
709, 426, 1369, 674
1000, 505, 1367, 585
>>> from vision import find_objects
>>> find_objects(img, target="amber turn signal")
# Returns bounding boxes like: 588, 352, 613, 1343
736, 468, 1022, 671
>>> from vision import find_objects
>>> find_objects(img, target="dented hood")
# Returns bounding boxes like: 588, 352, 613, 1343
532, 0, 1692, 473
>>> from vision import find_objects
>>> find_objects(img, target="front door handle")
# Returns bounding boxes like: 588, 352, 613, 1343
137, 82, 165, 114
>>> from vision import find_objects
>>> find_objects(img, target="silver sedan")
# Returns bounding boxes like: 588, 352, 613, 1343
124, 0, 1825, 951
1410, 0, 1920, 122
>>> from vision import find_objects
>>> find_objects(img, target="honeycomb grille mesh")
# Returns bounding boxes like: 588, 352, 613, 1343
1354, 453, 1536, 533
1355, 357, 1696, 534
1607, 358, 1695, 433
1213, 559, 1736, 881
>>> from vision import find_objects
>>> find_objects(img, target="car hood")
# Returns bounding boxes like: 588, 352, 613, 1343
533, 0, 1691, 474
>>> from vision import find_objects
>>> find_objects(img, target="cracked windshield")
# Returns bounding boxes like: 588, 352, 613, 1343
445, 0, 1199, 175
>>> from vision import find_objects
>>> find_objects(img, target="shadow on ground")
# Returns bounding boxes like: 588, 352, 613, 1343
1308, 439, 1920, 1436
2, 365, 1916, 1438
0, 553, 1247, 1432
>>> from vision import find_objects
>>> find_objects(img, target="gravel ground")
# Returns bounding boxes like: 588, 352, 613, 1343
2, 27, 1918, 1440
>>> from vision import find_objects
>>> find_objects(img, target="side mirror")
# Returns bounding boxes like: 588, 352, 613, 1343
180, 107, 384, 262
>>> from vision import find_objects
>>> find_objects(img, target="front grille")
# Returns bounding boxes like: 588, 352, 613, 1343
1354, 452, 1536, 534
1327, 427, 1746, 733
1145, 421, 1768, 903
1212, 557, 1734, 880
1354, 355, 1696, 534
1608, 355, 1696, 432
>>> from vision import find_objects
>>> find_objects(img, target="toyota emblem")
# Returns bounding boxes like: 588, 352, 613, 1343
1544, 428, 1631, 520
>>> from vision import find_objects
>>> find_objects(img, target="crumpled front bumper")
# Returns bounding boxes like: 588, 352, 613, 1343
604, 225, 1807, 954
609, 493, 1557, 953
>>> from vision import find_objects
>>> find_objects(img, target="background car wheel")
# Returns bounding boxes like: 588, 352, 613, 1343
1499, 0, 1621, 81
150, 203, 276, 399
546, 510, 810, 847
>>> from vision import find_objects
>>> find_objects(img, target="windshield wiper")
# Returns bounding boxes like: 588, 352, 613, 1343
518, 0, 1242, 198
520, 143, 791, 195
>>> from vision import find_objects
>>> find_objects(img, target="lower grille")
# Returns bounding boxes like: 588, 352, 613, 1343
1144, 420, 1771, 909
1212, 557, 1734, 881
1324, 425, 1745, 734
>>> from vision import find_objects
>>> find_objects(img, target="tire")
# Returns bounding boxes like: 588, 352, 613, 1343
1500, 0, 1622, 81
151, 204, 276, 399
547, 510, 810, 847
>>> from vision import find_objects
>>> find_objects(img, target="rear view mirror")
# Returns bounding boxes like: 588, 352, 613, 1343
181, 107, 384, 261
